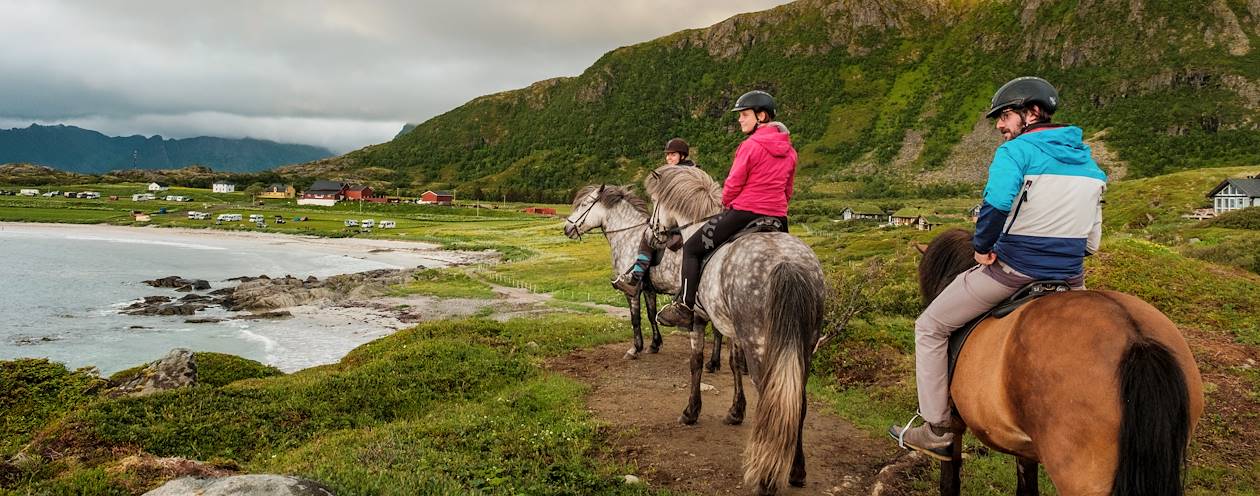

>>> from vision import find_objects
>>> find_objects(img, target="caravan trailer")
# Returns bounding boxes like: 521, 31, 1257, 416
379, 220, 396, 229
217, 214, 242, 222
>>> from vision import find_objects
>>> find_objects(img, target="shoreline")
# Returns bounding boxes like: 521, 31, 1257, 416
0, 221, 506, 374
0, 221, 498, 267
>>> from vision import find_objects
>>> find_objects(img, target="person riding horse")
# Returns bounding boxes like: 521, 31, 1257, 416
656, 90, 796, 327
612, 138, 697, 297
889, 77, 1108, 460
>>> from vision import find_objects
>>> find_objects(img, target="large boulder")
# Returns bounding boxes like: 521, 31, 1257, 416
108, 349, 197, 398
144, 475, 334, 496
143, 276, 211, 291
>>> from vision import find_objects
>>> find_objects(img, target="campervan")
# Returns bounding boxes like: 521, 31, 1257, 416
360, 219, 375, 228
248, 214, 265, 223
344, 219, 359, 227
379, 220, 396, 229
217, 214, 242, 222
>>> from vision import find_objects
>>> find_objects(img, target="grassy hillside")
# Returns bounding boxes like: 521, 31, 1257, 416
289, 0, 1260, 201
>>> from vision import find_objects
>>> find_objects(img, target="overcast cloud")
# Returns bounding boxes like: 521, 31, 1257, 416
0, 0, 792, 153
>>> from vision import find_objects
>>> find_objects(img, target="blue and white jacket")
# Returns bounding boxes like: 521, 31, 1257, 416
974, 124, 1107, 280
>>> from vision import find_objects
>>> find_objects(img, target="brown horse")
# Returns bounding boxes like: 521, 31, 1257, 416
918, 229, 1204, 496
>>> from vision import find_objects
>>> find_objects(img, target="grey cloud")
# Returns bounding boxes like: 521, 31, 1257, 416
0, 0, 792, 152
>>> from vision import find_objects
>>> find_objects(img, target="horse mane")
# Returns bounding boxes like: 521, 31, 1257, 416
571, 184, 648, 215
643, 165, 722, 222
918, 228, 978, 305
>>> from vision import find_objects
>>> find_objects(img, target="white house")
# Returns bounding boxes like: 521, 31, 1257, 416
212, 181, 236, 193
18, 188, 39, 196
1207, 176, 1260, 214
148, 182, 169, 192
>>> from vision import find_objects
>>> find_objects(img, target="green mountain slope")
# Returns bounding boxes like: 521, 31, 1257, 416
289, 0, 1260, 201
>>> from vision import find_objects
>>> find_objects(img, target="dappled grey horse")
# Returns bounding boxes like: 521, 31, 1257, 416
645, 166, 826, 496
563, 184, 724, 368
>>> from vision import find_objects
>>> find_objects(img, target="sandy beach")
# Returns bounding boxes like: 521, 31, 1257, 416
0, 222, 503, 373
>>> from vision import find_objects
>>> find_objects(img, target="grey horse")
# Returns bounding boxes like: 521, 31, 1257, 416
644, 166, 826, 496
563, 184, 725, 368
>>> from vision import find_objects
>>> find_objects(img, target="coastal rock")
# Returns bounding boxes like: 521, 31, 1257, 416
108, 348, 197, 397
238, 310, 293, 320
222, 269, 410, 311
123, 296, 208, 316
185, 317, 224, 324
144, 276, 211, 291
144, 475, 335, 496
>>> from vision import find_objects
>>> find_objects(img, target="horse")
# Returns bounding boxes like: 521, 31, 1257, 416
563, 184, 725, 369
644, 166, 826, 496
916, 228, 1204, 496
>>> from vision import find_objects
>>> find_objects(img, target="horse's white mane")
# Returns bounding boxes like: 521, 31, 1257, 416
643, 166, 722, 222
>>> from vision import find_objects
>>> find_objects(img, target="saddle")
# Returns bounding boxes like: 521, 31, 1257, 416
946, 280, 1072, 384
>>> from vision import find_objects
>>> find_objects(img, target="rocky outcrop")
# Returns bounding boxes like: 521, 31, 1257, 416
122, 296, 209, 316
222, 270, 411, 311
144, 475, 335, 496
108, 349, 197, 398
143, 276, 211, 291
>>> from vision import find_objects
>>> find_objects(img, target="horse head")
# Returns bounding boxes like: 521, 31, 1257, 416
916, 228, 978, 306
643, 165, 722, 238
563, 184, 648, 239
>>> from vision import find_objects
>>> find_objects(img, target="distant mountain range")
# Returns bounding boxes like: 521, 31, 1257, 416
0, 124, 334, 173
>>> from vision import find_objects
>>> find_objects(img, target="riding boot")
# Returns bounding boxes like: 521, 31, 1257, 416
611, 272, 641, 297
888, 417, 957, 461
611, 254, 649, 297
656, 301, 694, 327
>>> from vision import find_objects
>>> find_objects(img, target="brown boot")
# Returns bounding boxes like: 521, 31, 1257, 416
656, 302, 694, 327
610, 273, 640, 297
888, 416, 956, 461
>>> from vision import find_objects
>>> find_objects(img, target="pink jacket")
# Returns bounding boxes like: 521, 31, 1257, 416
722, 123, 797, 217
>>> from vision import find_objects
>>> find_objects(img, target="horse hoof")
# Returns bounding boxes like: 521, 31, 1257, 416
722, 414, 743, 426
678, 414, 697, 425
623, 350, 639, 360
789, 478, 806, 488
705, 362, 720, 374
649, 345, 661, 354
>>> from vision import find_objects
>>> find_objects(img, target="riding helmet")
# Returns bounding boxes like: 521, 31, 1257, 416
664, 138, 690, 157
985, 77, 1059, 118
731, 90, 776, 120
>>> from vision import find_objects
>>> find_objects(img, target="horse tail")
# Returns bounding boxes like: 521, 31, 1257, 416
744, 261, 820, 493
1112, 338, 1191, 496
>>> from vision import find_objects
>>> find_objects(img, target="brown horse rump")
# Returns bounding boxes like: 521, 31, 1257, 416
946, 280, 1073, 383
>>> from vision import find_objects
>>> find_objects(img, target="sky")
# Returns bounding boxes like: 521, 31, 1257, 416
0, 1, 793, 154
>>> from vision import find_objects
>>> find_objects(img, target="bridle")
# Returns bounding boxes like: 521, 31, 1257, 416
564, 184, 647, 241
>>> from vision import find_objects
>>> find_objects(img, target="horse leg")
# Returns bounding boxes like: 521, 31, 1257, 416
723, 343, 746, 425
706, 328, 723, 373
644, 289, 662, 353
679, 317, 705, 425
1016, 457, 1039, 496
789, 393, 807, 487
624, 293, 643, 360
939, 437, 963, 496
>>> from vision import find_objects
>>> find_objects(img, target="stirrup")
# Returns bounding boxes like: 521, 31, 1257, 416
894, 413, 922, 450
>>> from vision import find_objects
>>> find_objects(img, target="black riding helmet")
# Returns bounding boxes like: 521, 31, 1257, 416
985, 77, 1059, 119
731, 90, 776, 121
664, 138, 690, 157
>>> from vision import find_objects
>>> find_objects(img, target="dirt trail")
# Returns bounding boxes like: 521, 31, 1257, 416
548, 334, 903, 496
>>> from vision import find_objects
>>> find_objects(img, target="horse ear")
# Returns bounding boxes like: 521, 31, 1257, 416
913, 243, 929, 255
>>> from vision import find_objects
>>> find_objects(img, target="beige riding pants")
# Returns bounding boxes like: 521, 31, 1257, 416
913, 261, 1084, 425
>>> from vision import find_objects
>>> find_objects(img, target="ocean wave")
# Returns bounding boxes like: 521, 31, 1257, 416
238, 328, 280, 353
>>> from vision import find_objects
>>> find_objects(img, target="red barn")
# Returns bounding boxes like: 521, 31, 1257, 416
522, 207, 557, 216
345, 185, 374, 200
420, 190, 455, 205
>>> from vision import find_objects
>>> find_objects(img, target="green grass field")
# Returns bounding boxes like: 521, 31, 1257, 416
3, 169, 1259, 494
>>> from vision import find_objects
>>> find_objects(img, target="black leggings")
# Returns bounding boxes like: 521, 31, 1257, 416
679, 209, 788, 308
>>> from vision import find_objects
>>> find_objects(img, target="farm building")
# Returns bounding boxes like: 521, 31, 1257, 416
258, 184, 296, 199
212, 181, 236, 193
148, 182, 169, 192
299, 181, 348, 206
420, 190, 455, 205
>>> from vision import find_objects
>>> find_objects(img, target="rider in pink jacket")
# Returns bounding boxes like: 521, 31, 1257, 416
657, 90, 797, 327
